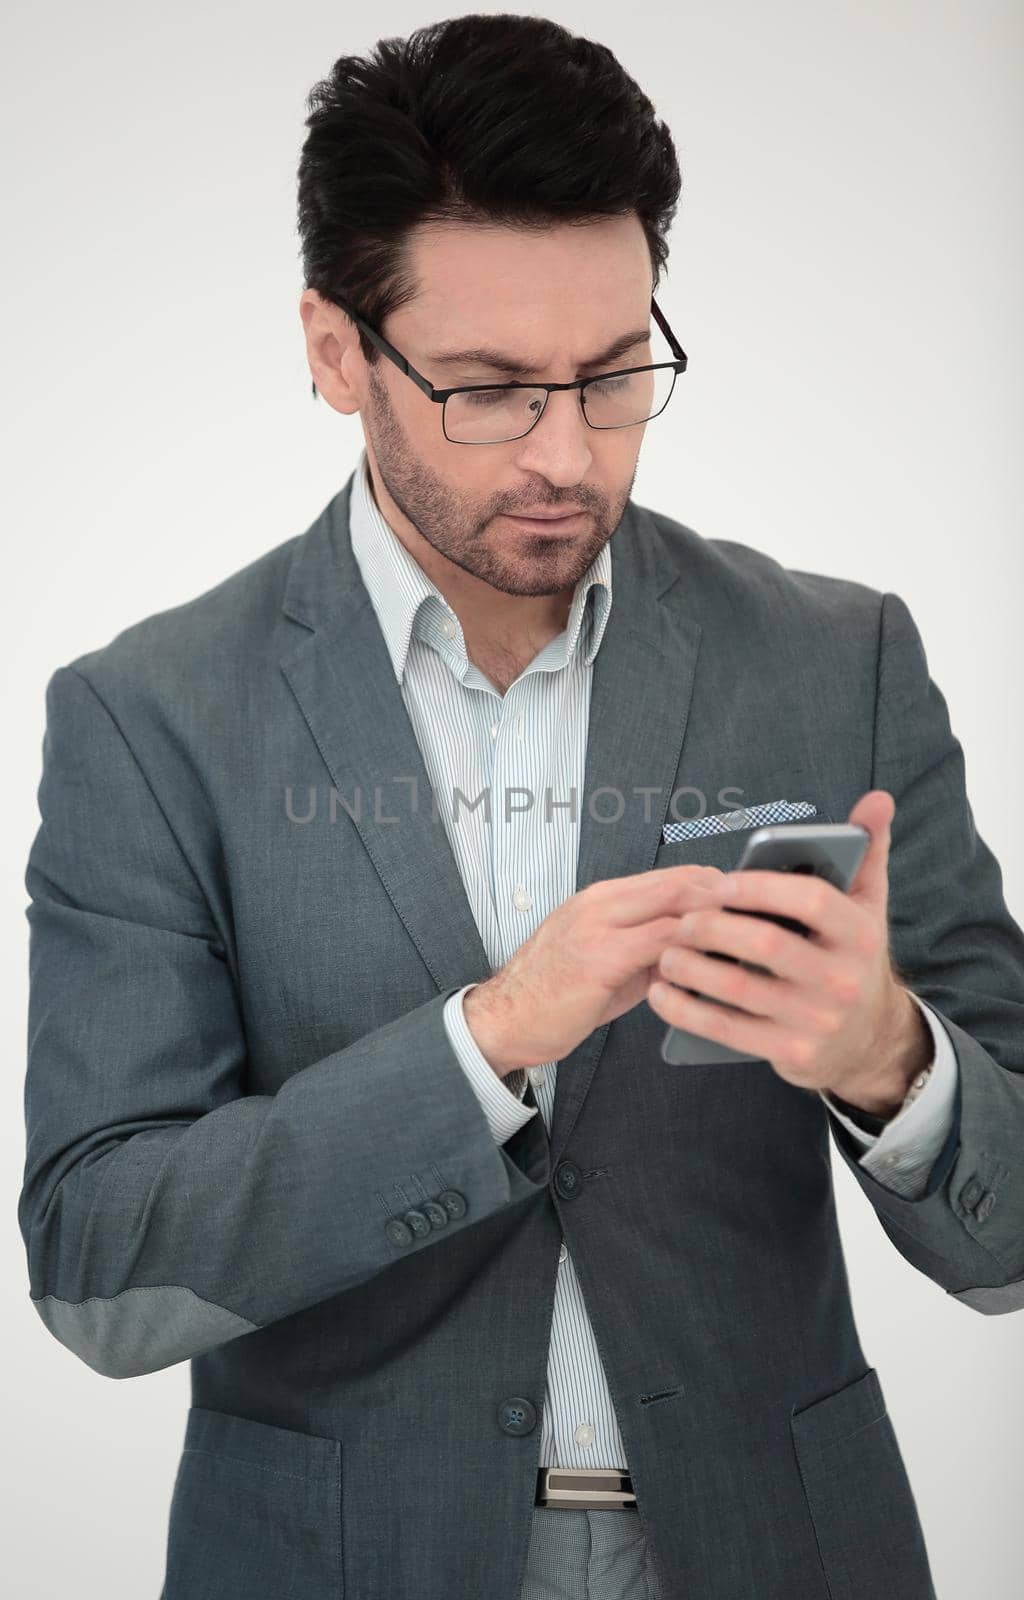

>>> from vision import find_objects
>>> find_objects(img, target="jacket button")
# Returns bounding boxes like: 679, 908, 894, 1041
423, 1199, 449, 1229
403, 1208, 431, 1239
497, 1397, 537, 1436
385, 1218, 413, 1247
438, 1189, 467, 1219
959, 1177, 983, 1213
975, 1191, 996, 1222
554, 1159, 583, 1199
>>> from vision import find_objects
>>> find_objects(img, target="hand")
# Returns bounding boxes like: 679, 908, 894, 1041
647, 791, 923, 1103
464, 864, 728, 1075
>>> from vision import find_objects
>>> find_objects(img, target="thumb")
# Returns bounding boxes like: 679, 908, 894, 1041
846, 790, 895, 910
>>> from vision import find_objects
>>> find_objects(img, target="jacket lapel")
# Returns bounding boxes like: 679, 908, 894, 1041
279, 473, 703, 1161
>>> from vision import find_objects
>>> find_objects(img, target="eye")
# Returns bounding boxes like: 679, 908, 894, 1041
586, 374, 631, 394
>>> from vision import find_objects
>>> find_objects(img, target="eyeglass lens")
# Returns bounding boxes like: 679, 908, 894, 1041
443, 365, 677, 444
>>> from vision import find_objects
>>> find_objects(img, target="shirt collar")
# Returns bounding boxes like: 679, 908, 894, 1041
348, 446, 613, 686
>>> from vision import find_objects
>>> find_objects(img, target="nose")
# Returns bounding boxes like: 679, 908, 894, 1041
515, 387, 595, 483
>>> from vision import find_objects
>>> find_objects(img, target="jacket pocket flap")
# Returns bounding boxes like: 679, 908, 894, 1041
182, 1405, 340, 1481
789, 1366, 887, 1453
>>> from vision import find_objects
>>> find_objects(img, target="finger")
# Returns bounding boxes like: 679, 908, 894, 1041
670, 906, 838, 987
616, 911, 726, 970
846, 791, 894, 911
600, 865, 726, 928
703, 870, 854, 946
658, 943, 843, 1037
648, 979, 803, 1063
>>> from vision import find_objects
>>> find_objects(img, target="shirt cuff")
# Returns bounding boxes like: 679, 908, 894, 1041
819, 991, 958, 1198
443, 983, 539, 1144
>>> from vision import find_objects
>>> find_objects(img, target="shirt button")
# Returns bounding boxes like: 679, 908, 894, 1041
558, 1241, 568, 1264
490, 721, 499, 739
517, 714, 525, 738
884, 1152, 900, 1167
512, 885, 532, 911
441, 618, 456, 639
528, 1066, 546, 1087
574, 1422, 595, 1448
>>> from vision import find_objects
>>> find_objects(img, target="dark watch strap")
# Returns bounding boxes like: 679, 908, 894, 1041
826, 1093, 889, 1135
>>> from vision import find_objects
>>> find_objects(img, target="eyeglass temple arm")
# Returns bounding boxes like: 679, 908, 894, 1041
651, 295, 686, 363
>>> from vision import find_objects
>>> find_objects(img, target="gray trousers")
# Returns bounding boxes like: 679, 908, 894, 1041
520, 1508, 663, 1600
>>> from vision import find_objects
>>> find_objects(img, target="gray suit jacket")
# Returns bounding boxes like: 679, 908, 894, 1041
20, 475, 1024, 1599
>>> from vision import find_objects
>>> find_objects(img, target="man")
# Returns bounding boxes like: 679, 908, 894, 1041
19, 15, 1024, 1600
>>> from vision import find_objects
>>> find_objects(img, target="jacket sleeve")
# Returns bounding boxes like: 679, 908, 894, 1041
822, 592, 1024, 1314
18, 666, 552, 1380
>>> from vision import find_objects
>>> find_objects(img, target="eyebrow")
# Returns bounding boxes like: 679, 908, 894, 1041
425, 327, 652, 377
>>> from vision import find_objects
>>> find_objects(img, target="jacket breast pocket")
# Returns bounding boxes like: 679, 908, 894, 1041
654, 808, 835, 874
162, 1406, 343, 1600
789, 1367, 937, 1600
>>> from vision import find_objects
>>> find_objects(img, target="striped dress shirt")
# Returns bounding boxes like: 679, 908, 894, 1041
347, 445, 958, 1472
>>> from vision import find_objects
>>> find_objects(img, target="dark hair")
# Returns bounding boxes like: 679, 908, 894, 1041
296, 13, 682, 397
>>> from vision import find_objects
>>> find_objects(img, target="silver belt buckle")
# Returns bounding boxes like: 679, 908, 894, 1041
536, 1467, 636, 1510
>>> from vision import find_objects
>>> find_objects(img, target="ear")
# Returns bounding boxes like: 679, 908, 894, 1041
299, 290, 363, 416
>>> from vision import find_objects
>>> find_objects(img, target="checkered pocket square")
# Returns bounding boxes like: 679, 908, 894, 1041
661, 798, 818, 844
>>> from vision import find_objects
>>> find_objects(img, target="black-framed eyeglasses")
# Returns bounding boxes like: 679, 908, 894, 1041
316, 293, 687, 445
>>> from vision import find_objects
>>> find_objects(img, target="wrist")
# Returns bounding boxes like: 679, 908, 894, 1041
464, 979, 529, 1077
835, 986, 933, 1117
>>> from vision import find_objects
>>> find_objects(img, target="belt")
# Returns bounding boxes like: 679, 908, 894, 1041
535, 1467, 636, 1510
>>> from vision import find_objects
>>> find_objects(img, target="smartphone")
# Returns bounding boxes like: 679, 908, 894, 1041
660, 822, 870, 1065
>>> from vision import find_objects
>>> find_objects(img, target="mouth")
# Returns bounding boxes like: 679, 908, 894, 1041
502, 511, 588, 535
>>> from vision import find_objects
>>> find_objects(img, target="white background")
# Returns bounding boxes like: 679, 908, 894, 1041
2, 2, 1021, 1594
